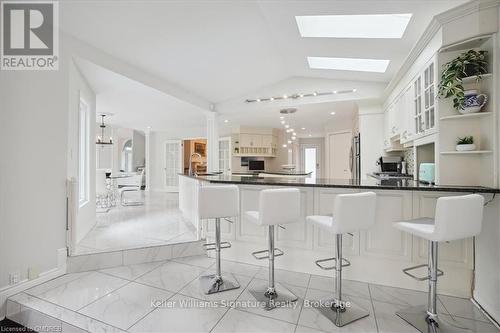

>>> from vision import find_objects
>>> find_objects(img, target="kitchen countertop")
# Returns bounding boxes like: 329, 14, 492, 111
180, 174, 500, 193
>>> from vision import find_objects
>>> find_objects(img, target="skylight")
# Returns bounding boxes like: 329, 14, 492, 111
295, 14, 412, 39
307, 57, 390, 73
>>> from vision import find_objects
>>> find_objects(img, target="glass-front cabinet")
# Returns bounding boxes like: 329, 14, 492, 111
413, 59, 437, 138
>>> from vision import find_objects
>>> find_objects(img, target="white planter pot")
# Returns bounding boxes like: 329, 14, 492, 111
456, 144, 476, 151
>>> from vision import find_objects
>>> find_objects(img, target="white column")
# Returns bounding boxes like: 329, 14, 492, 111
145, 129, 151, 191
206, 112, 219, 173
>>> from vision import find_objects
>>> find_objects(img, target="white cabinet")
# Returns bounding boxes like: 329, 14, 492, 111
400, 84, 415, 144
234, 132, 277, 157
239, 134, 262, 147
385, 58, 437, 146
413, 60, 437, 138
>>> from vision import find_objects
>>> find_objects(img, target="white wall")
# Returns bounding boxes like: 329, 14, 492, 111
149, 127, 206, 191
68, 61, 97, 243
132, 130, 145, 171
0, 34, 75, 295
358, 104, 385, 178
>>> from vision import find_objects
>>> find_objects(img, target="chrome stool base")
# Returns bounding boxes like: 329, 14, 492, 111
199, 273, 240, 295
249, 285, 298, 311
396, 306, 472, 333
312, 298, 369, 327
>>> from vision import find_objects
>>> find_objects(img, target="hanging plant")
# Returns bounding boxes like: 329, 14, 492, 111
437, 50, 488, 110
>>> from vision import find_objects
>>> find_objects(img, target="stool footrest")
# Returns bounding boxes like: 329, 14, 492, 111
402, 264, 444, 281
251, 248, 284, 260
203, 241, 231, 251
315, 257, 351, 270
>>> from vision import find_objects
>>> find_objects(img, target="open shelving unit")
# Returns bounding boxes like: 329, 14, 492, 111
437, 35, 498, 187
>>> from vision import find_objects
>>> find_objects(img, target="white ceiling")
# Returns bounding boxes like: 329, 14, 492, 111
61, 0, 469, 132
75, 58, 207, 132
220, 100, 359, 138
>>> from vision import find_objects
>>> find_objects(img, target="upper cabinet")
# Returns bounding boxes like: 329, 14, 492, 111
384, 57, 438, 151
412, 59, 437, 139
232, 128, 278, 157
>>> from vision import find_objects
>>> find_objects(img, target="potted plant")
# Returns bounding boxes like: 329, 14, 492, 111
456, 136, 476, 151
438, 50, 488, 110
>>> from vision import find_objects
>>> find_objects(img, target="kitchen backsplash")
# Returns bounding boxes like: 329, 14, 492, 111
403, 149, 415, 175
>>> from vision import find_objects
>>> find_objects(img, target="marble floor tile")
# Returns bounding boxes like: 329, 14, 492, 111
34, 272, 129, 311
172, 254, 215, 268
8, 293, 126, 333
136, 261, 205, 292
212, 308, 296, 333
75, 192, 197, 255
254, 267, 311, 288
308, 275, 371, 300
439, 295, 492, 323
294, 325, 329, 333
178, 272, 251, 303
78, 282, 173, 330
235, 278, 307, 324
298, 288, 378, 333
25, 272, 92, 296
369, 283, 447, 314
372, 300, 420, 333
98, 261, 165, 281
217, 260, 261, 277
443, 314, 500, 333
128, 294, 228, 333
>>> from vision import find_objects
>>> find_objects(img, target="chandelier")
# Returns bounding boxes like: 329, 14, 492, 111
96, 114, 113, 145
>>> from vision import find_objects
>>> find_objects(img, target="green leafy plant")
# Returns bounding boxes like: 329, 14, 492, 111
438, 50, 488, 110
457, 136, 474, 145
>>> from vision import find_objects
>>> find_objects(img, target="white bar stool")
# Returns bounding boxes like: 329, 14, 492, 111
245, 188, 301, 310
306, 192, 377, 327
198, 185, 240, 294
394, 194, 484, 333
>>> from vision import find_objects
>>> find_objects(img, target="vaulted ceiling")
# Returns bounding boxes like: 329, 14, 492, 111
62, 0, 469, 131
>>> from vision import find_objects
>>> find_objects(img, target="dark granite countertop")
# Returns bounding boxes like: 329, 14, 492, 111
179, 174, 500, 193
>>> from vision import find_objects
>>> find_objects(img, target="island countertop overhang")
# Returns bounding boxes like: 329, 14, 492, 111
179, 174, 500, 194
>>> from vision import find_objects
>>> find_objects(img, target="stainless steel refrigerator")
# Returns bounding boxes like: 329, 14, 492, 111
350, 133, 361, 180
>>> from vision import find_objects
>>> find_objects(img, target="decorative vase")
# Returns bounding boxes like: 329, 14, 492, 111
456, 144, 476, 151
460, 90, 488, 114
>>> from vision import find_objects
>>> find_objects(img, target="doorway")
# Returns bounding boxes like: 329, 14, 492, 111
327, 131, 352, 179
300, 144, 321, 178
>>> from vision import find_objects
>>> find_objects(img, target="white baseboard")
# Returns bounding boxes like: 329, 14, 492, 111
0, 248, 67, 320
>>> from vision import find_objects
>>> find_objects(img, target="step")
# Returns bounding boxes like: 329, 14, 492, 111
67, 240, 205, 273
7, 293, 126, 332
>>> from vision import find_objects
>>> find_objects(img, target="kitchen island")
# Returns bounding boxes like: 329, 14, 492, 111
179, 174, 500, 321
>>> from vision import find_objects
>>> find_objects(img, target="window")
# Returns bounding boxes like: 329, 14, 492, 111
78, 99, 90, 205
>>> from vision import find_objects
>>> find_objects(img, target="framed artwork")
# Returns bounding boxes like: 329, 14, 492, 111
194, 142, 206, 156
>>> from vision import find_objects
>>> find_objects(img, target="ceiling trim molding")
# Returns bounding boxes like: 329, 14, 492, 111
384, 0, 500, 98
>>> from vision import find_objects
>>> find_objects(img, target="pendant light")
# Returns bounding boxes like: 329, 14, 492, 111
96, 114, 113, 145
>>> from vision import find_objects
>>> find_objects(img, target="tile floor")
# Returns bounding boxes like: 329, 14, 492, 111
8, 255, 499, 333
75, 192, 197, 255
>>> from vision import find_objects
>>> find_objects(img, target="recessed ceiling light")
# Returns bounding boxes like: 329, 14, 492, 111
280, 116, 284, 119
308, 134, 312, 137
283, 95, 288, 99
288, 140, 292, 144
301, 127, 306, 130
308, 56, 390, 73
295, 14, 412, 39
224, 119, 229, 123
285, 125, 290, 129
281, 120, 285, 125
282, 144, 287, 148
330, 112, 336, 115
147, 126, 152, 129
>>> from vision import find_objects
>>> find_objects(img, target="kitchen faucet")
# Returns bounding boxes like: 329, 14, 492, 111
188, 152, 202, 176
